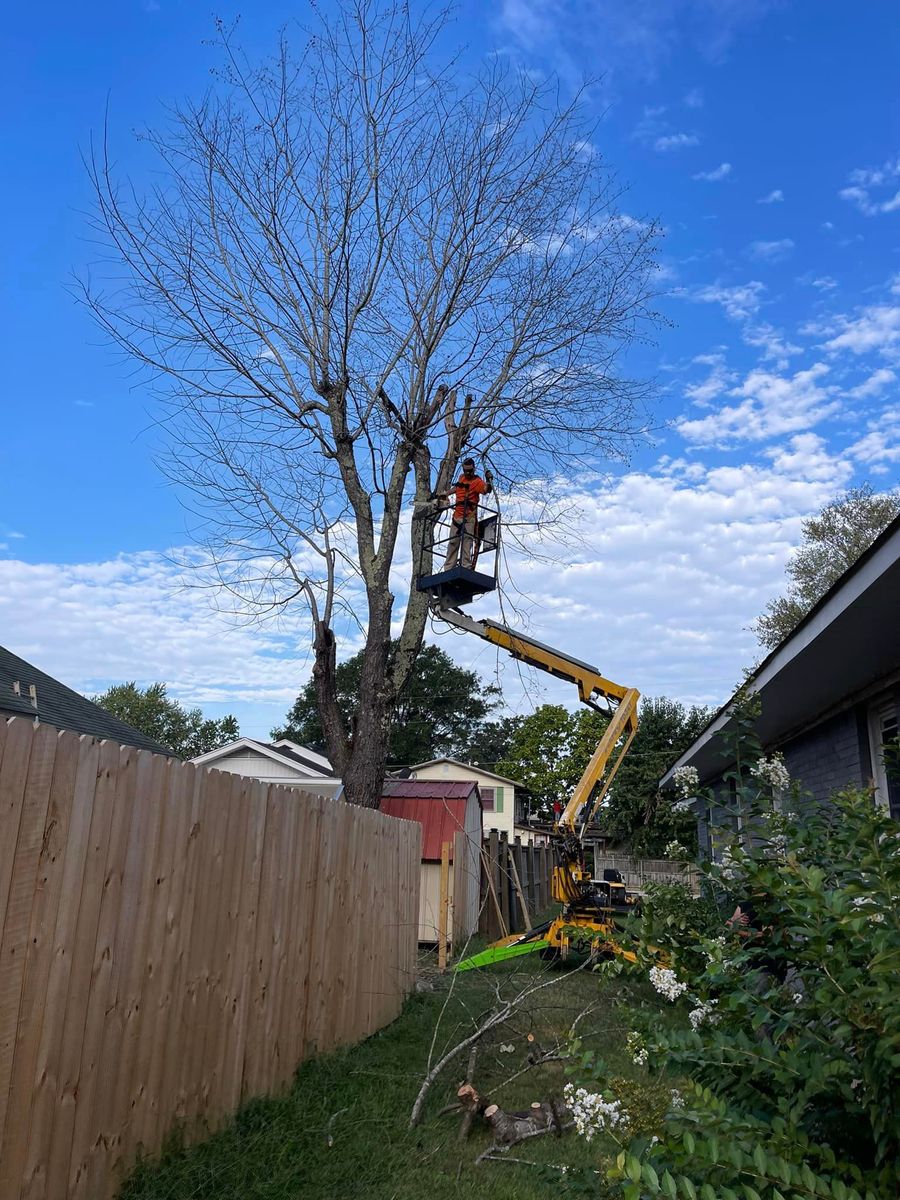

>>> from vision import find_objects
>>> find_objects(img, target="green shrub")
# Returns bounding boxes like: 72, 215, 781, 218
567, 709, 900, 1200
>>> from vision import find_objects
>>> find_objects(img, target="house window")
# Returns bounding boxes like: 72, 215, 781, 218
480, 786, 503, 813
868, 694, 900, 821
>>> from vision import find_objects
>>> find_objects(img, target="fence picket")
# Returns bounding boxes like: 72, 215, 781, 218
0, 719, 419, 1200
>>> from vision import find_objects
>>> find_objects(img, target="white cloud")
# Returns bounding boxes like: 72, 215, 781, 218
497, 0, 780, 83
839, 156, 900, 216
747, 238, 795, 262
687, 280, 766, 321
655, 132, 700, 152
742, 323, 802, 366
684, 353, 734, 406
824, 305, 900, 359
0, 551, 319, 738
848, 367, 897, 400
757, 189, 784, 204
847, 407, 900, 468
677, 363, 839, 446
693, 162, 732, 182
683, 87, 704, 108
808, 276, 837, 291
1, 432, 859, 733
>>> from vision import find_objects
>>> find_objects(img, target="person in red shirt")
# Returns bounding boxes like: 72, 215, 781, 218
443, 458, 493, 568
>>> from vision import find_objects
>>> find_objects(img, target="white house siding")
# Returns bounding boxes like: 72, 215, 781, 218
207, 749, 338, 792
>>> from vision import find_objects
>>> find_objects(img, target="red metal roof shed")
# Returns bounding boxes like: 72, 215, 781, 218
380, 780, 481, 861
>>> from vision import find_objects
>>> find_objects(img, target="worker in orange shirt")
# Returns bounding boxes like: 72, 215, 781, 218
443, 458, 493, 569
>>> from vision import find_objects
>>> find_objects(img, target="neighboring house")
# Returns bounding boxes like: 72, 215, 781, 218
191, 737, 343, 798
661, 513, 900, 854
407, 757, 549, 844
380, 779, 482, 943
0, 644, 174, 755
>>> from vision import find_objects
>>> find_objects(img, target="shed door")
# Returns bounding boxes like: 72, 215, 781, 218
868, 693, 900, 821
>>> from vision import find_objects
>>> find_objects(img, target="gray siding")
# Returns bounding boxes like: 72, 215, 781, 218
696, 703, 876, 854
780, 707, 871, 803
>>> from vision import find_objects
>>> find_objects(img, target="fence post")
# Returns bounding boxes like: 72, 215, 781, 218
488, 830, 502, 939
524, 841, 537, 913
510, 837, 532, 931
498, 832, 511, 934
438, 841, 450, 972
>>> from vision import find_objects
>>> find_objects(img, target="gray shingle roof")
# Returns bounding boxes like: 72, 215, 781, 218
0, 645, 176, 756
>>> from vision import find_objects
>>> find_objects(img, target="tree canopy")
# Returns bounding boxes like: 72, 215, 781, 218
495, 696, 708, 849
274, 642, 501, 765
497, 704, 609, 817
83, 0, 659, 807
602, 695, 710, 855
755, 483, 900, 650
92, 682, 239, 760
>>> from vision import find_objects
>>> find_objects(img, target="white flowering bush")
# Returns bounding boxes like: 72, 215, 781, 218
563, 1083, 626, 1141
570, 698, 900, 1200
648, 965, 687, 1002
671, 764, 699, 797
625, 1031, 648, 1067
663, 839, 688, 859
750, 752, 791, 793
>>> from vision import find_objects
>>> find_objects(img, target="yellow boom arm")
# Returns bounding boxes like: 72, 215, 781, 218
432, 608, 639, 837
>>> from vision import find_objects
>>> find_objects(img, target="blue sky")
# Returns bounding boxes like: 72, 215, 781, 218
2, 1, 899, 741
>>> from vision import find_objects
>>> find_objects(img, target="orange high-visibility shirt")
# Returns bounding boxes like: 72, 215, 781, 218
451, 476, 489, 522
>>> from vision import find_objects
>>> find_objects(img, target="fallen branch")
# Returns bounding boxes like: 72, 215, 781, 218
457, 1046, 481, 1142
475, 1112, 575, 1165
409, 957, 592, 1127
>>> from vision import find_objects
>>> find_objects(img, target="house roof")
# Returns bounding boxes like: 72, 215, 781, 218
380, 779, 480, 860
191, 737, 335, 775
661, 512, 900, 787
0, 645, 175, 756
269, 738, 333, 772
408, 757, 524, 788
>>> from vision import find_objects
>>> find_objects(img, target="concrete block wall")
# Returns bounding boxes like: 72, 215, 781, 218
780, 706, 871, 805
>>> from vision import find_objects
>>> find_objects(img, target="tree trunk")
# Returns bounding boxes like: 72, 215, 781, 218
335, 601, 394, 809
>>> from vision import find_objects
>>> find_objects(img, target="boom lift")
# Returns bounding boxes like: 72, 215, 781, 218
417, 503, 640, 967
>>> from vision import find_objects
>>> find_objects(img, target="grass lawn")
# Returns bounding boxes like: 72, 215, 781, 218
120, 949, 675, 1200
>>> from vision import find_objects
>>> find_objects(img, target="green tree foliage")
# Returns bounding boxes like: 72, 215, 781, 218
92, 682, 239, 759
755, 483, 900, 650
569, 707, 900, 1199
605, 696, 711, 854
274, 643, 501, 765
497, 704, 608, 816
464, 715, 525, 771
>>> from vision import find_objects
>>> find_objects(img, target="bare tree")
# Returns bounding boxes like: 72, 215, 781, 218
82, 1, 660, 807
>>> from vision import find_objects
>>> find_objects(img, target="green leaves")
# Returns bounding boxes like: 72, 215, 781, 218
591, 782, 900, 1200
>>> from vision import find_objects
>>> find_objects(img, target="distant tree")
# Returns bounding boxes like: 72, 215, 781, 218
92, 682, 239, 760
274, 642, 501, 765
497, 704, 608, 817
465, 715, 526, 771
755, 484, 900, 650
602, 695, 710, 855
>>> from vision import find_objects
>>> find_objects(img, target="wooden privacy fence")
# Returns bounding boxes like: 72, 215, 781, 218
0, 717, 421, 1200
594, 853, 700, 894
479, 831, 553, 939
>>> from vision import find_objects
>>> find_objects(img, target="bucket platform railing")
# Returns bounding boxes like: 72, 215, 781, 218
416, 497, 501, 608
